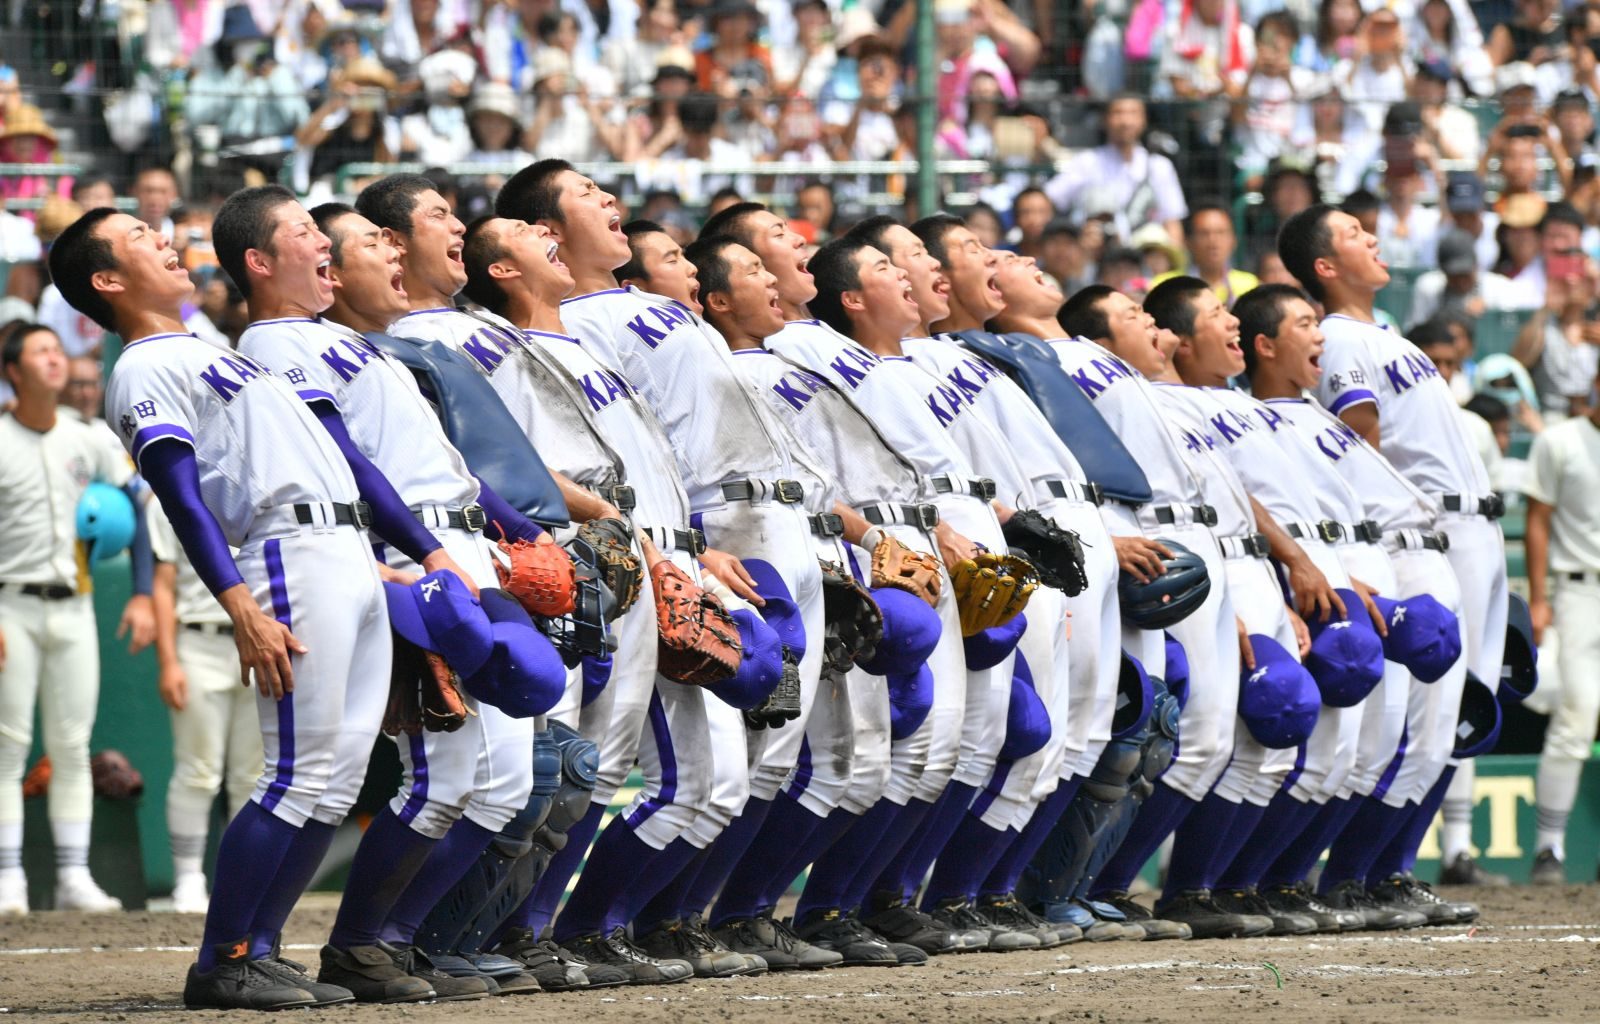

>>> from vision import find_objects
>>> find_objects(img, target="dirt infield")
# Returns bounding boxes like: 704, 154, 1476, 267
1, 884, 1597, 1023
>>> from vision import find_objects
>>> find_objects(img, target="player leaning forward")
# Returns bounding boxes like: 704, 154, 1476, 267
56, 198, 473, 1010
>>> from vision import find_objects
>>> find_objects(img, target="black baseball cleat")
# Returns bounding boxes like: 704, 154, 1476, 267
636, 916, 762, 977
975, 893, 1075, 948
714, 911, 843, 970
183, 939, 320, 1011
793, 909, 900, 967
318, 943, 436, 1003
862, 900, 974, 953
1438, 853, 1510, 887
1153, 889, 1273, 939
1530, 849, 1566, 886
929, 898, 1041, 951
1212, 887, 1317, 935
377, 942, 496, 1000
1096, 891, 1190, 941
1370, 874, 1478, 925
255, 937, 357, 1005
492, 927, 603, 989
1261, 882, 1360, 932
1318, 879, 1426, 930
561, 928, 694, 985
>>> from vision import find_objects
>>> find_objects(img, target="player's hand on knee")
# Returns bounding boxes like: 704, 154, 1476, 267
158, 663, 189, 712
118, 594, 157, 653
1530, 597, 1553, 645
1112, 535, 1173, 583
422, 549, 481, 598
1287, 606, 1311, 658
1288, 557, 1344, 623
1237, 617, 1256, 671
934, 522, 979, 570
1349, 576, 1388, 637
699, 547, 764, 607
218, 585, 306, 700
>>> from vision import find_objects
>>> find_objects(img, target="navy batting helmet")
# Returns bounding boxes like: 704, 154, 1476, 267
1118, 539, 1210, 629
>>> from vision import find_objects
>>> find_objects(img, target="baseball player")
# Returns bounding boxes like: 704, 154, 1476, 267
365, 176, 713, 984
0, 322, 154, 917
148, 498, 261, 916
1280, 204, 1507, 890
51, 201, 458, 1008
1526, 379, 1600, 884
776, 228, 1038, 949
498, 165, 834, 971
1235, 282, 1473, 927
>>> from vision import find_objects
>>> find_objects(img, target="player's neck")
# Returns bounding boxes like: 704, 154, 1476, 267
325, 302, 389, 336
569, 263, 618, 297
851, 320, 906, 357
248, 286, 324, 324
932, 295, 984, 333
778, 297, 809, 321
716, 322, 764, 351
402, 276, 458, 313
1323, 285, 1377, 323
10, 390, 58, 432
501, 288, 566, 335
115, 308, 190, 347
1249, 367, 1300, 400
994, 313, 1060, 339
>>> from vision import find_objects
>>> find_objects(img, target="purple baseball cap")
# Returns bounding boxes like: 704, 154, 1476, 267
888, 663, 934, 740
1371, 593, 1462, 683
963, 611, 1028, 671
384, 570, 495, 679
1163, 631, 1190, 711
704, 608, 784, 710
1304, 588, 1386, 707
858, 586, 941, 677
1000, 651, 1051, 760
467, 588, 567, 717
1238, 634, 1321, 749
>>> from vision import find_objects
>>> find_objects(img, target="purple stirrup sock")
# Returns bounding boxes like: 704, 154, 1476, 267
1371, 766, 1455, 882
1163, 791, 1242, 895
713, 796, 827, 923
1216, 789, 1320, 891
197, 802, 299, 971
921, 814, 1016, 905
616, 839, 704, 934
380, 818, 498, 945
691, 798, 773, 928
797, 799, 912, 919
1260, 796, 1357, 888
327, 809, 437, 950
553, 817, 658, 941
1318, 797, 1410, 892
248, 819, 336, 960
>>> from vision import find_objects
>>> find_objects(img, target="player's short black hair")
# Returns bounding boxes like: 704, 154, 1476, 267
1144, 275, 1210, 338
309, 202, 359, 265
355, 173, 439, 237
1277, 203, 1339, 302
1465, 392, 1509, 425
460, 216, 509, 315
213, 184, 298, 300
699, 201, 767, 246
910, 213, 966, 268
0, 321, 55, 386
47, 207, 121, 332
684, 235, 741, 312
1057, 284, 1117, 341
1540, 200, 1585, 234
680, 92, 722, 135
1233, 282, 1310, 379
808, 235, 873, 337
496, 159, 576, 224
618, 220, 668, 285
1409, 315, 1456, 350
844, 214, 901, 258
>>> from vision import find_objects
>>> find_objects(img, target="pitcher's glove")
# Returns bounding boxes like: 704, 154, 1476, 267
91, 750, 144, 800
652, 560, 743, 685
1002, 509, 1089, 596
576, 517, 644, 614
819, 558, 884, 673
385, 634, 474, 736
871, 534, 942, 607
495, 532, 578, 618
950, 552, 1039, 636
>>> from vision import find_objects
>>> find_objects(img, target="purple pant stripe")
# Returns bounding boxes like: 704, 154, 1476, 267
785, 735, 815, 799
626, 689, 678, 829
970, 761, 1012, 819
398, 733, 431, 824
1371, 723, 1408, 801
259, 538, 295, 812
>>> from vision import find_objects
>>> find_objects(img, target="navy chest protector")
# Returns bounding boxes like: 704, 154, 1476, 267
366, 331, 570, 528
953, 330, 1153, 506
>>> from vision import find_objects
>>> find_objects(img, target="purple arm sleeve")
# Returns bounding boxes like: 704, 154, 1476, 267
308, 400, 441, 565
476, 477, 545, 544
137, 439, 245, 597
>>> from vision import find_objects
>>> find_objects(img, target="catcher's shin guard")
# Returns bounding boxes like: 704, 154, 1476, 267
417, 723, 599, 956
1018, 737, 1141, 912
1073, 683, 1181, 898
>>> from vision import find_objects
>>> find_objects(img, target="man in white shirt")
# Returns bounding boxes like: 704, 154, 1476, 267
1043, 95, 1187, 250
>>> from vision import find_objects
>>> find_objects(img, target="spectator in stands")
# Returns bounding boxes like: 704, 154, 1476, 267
524, 49, 630, 162
1040, 219, 1092, 294
542, 8, 618, 96
773, 0, 835, 99
1551, 89, 1598, 191
1235, 12, 1312, 188
186, 9, 310, 162
33, 198, 100, 360
400, 46, 478, 166
793, 181, 835, 239
1408, 229, 1521, 327
1443, 171, 1502, 272
627, 62, 698, 160
0, 106, 66, 211
482, 0, 556, 90
132, 167, 180, 238
69, 177, 115, 212
1520, 199, 1586, 307
1309, 0, 1363, 70
1044, 94, 1187, 251
463, 83, 533, 166
606, 0, 686, 98
1490, 125, 1546, 217
708, 185, 746, 216
1513, 240, 1600, 416
1098, 246, 1147, 296
1488, 0, 1564, 66
1157, 200, 1258, 303
1255, 248, 1297, 286
296, 57, 399, 186
963, 203, 1005, 249
823, 37, 901, 161
1407, 0, 1494, 95
1244, 157, 1317, 261
1412, 61, 1482, 163
697, 0, 772, 99
1161, 0, 1254, 190
1541, 8, 1600, 105
1131, 221, 1184, 278
1010, 187, 1055, 259
884, 0, 1035, 122
1296, 78, 1367, 196
1496, 192, 1549, 286
1415, 321, 1509, 471
659, 92, 751, 199
382, 0, 464, 68
1336, 7, 1412, 133
1374, 104, 1443, 270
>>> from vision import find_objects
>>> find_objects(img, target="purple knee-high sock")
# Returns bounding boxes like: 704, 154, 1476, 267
981, 778, 1081, 897
1163, 791, 1241, 895
197, 802, 300, 971
1317, 797, 1411, 892
1092, 782, 1200, 896
617, 839, 705, 933
1370, 766, 1455, 882
921, 814, 1016, 905
247, 819, 336, 959
889, 782, 979, 909
327, 809, 438, 950
762, 807, 856, 912
1200, 799, 1268, 891
839, 798, 937, 912
379, 818, 498, 945
796, 799, 915, 920
1216, 789, 1320, 891
713, 795, 827, 923
1260, 795, 1357, 888
500, 801, 604, 941
690, 797, 774, 928
553, 817, 662, 941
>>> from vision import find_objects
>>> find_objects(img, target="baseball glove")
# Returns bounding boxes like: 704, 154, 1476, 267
576, 517, 644, 614
91, 750, 144, 800
1002, 508, 1089, 596
818, 558, 884, 674
1117, 538, 1210, 629
385, 634, 474, 736
950, 552, 1039, 636
494, 532, 578, 618
22, 756, 50, 799
652, 559, 743, 685
871, 535, 942, 607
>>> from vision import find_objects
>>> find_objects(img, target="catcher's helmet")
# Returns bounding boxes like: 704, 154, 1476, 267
1118, 539, 1210, 629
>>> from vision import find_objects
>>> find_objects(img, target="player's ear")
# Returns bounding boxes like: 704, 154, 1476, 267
841, 288, 867, 313
705, 289, 733, 316
380, 227, 407, 258
488, 259, 520, 282
1253, 331, 1275, 361
90, 268, 124, 299
243, 246, 273, 279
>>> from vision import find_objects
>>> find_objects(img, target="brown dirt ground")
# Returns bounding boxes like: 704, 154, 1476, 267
1, 885, 1597, 1023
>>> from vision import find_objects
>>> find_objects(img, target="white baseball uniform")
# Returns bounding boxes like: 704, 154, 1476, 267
106, 330, 388, 830
0, 410, 133, 852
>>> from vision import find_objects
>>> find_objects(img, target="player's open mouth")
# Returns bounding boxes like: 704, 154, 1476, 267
797, 256, 812, 279
389, 269, 406, 295
984, 272, 1003, 299
688, 279, 701, 303
447, 245, 464, 266
315, 259, 331, 282
609, 214, 624, 237
546, 241, 565, 269
932, 275, 951, 296
164, 252, 183, 273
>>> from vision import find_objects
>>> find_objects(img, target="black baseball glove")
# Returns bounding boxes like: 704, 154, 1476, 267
1002, 508, 1089, 596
